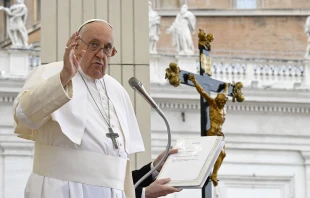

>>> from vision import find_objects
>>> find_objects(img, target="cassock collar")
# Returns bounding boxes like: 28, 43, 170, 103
78, 68, 95, 83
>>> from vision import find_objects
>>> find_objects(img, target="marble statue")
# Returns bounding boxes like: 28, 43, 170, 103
304, 16, 310, 59
149, 1, 160, 54
0, 0, 28, 48
166, 4, 196, 55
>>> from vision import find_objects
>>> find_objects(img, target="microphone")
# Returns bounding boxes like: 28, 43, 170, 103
128, 77, 159, 109
128, 77, 172, 188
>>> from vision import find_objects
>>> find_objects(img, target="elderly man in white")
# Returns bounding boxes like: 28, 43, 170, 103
13, 19, 181, 198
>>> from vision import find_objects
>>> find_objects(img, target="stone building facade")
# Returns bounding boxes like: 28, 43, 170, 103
0, 0, 310, 198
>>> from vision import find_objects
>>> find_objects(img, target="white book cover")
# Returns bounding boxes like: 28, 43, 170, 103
157, 136, 224, 188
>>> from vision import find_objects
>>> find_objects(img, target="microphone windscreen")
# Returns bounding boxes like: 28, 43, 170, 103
128, 77, 141, 88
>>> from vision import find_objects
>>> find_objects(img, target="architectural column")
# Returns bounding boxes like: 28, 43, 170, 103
0, 141, 33, 198
302, 151, 310, 198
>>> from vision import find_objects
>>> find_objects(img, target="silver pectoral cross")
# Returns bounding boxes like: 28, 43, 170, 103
106, 127, 119, 149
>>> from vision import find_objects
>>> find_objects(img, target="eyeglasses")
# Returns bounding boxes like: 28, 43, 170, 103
80, 38, 117, 57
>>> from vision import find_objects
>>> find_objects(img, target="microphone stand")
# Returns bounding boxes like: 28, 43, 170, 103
129, 77, 172, 188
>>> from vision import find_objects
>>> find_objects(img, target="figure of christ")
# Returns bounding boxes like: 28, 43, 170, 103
188, 74, 229, 186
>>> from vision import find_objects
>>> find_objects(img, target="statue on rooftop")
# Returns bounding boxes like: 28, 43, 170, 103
166, 4, 196, 55
149, 1, 161, 54
0, 0, 28, 48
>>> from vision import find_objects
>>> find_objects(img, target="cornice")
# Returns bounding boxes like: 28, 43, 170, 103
0, 78, 25, 91
0, 78, 24, 103
0, 142, 33, 156
157, 8, 310, 17
0, 134, 34, 156
156, 100, 310, 114
151, 83, 310, 103
226, 103, 310, 113
301, 151, 310, 165
0, 95, 16, 103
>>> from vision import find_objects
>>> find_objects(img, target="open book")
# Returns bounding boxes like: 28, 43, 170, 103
156, 136, 224, 188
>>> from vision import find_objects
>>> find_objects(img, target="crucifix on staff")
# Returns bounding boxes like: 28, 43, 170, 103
165, 29, 245, 191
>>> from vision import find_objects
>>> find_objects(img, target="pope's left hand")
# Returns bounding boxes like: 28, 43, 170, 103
145, 178, 182, 198
153, 148, 178, 172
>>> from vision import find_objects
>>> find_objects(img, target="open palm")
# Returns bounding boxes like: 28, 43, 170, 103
61, 32, 86, 86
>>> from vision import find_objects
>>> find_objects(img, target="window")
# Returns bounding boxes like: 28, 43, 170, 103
236, 0, 256, 9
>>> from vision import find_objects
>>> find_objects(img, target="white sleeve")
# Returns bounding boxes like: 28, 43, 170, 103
141, 188, 146, 198
14, 72, 72, 129
151, 161, 160, 179
141, 162, 159, 198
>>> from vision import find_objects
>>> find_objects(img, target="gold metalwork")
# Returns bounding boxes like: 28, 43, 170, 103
200, 53, 212, 76
198, 29, 214, 51
232, 81, 244, 102
165, 62, 181, 87
188, 73, 228, 187
198, 29, 214, 76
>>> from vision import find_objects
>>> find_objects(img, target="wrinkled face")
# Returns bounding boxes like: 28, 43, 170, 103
77, 22, 114, 79
215, 94, 227, 109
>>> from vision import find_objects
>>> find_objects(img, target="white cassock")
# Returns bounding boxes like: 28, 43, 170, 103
13, 62, 145, 198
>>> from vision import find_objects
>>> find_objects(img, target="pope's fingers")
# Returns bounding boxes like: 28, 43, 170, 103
156, 178, 171, 185
64, 42, 77, 55
74, 35, 81, 43
72, 54, 80, 69
77, 50, 86, 62
63, 43, 77, 68
168, 148, 178, 155
159, 148, 177, 160
163, 185, 182, 192
71, 32, 78, 43
167, 187, 182, 193
66, 32, 77, 49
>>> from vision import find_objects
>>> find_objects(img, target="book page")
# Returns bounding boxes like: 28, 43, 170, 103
157, 136, 220, 181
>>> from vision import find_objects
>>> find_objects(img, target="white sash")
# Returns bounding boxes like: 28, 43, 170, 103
33, 142, 135, 198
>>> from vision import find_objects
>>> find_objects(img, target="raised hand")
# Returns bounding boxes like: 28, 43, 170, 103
60, 32, 86, 86
145, 178, 182, 198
